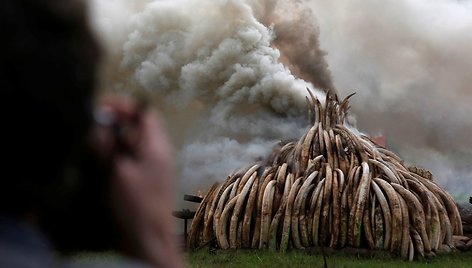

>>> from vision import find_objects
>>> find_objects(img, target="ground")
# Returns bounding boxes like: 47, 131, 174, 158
186, 249, 472, 268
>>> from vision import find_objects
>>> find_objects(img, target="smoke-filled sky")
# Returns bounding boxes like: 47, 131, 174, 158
90, 0, 472, 201
307, 0, 472, 200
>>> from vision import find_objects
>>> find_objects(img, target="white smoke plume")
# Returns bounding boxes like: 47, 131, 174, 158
90, 0, 328, 196
308, 0, 472, 201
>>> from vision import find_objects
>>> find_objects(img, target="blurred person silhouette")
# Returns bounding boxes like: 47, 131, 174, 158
0, 0, 182, 267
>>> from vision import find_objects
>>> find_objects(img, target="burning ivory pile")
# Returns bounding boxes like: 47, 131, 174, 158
188, 91, 463, 260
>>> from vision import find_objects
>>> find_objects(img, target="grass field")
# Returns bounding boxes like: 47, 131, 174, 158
186, 249, 472, 268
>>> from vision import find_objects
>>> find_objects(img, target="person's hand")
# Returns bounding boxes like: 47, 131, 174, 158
92, 96, 182, 268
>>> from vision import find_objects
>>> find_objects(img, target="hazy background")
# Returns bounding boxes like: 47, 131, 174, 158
90, 0, 472, 202
307, 0, 472, 201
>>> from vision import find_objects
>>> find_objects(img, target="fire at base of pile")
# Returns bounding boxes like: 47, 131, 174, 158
188, 91, 463, 261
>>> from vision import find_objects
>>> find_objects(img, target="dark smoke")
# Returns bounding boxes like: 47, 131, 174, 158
252, 0, 335, 91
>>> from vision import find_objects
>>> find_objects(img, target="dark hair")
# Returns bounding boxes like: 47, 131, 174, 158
0, 0, 114, 251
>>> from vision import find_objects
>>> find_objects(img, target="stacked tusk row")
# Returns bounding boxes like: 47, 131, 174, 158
188, 91, 463, 260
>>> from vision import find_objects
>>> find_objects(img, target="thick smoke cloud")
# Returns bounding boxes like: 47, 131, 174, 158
308, 0, 472, 200
90, 0, 327, 196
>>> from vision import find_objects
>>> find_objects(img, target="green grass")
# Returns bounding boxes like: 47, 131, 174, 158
186, 249, 472, 268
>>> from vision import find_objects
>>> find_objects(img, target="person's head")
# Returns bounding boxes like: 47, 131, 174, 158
0, 0, 108, 251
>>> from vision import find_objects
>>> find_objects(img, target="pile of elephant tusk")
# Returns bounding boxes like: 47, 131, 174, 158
188, 91, 463, 261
